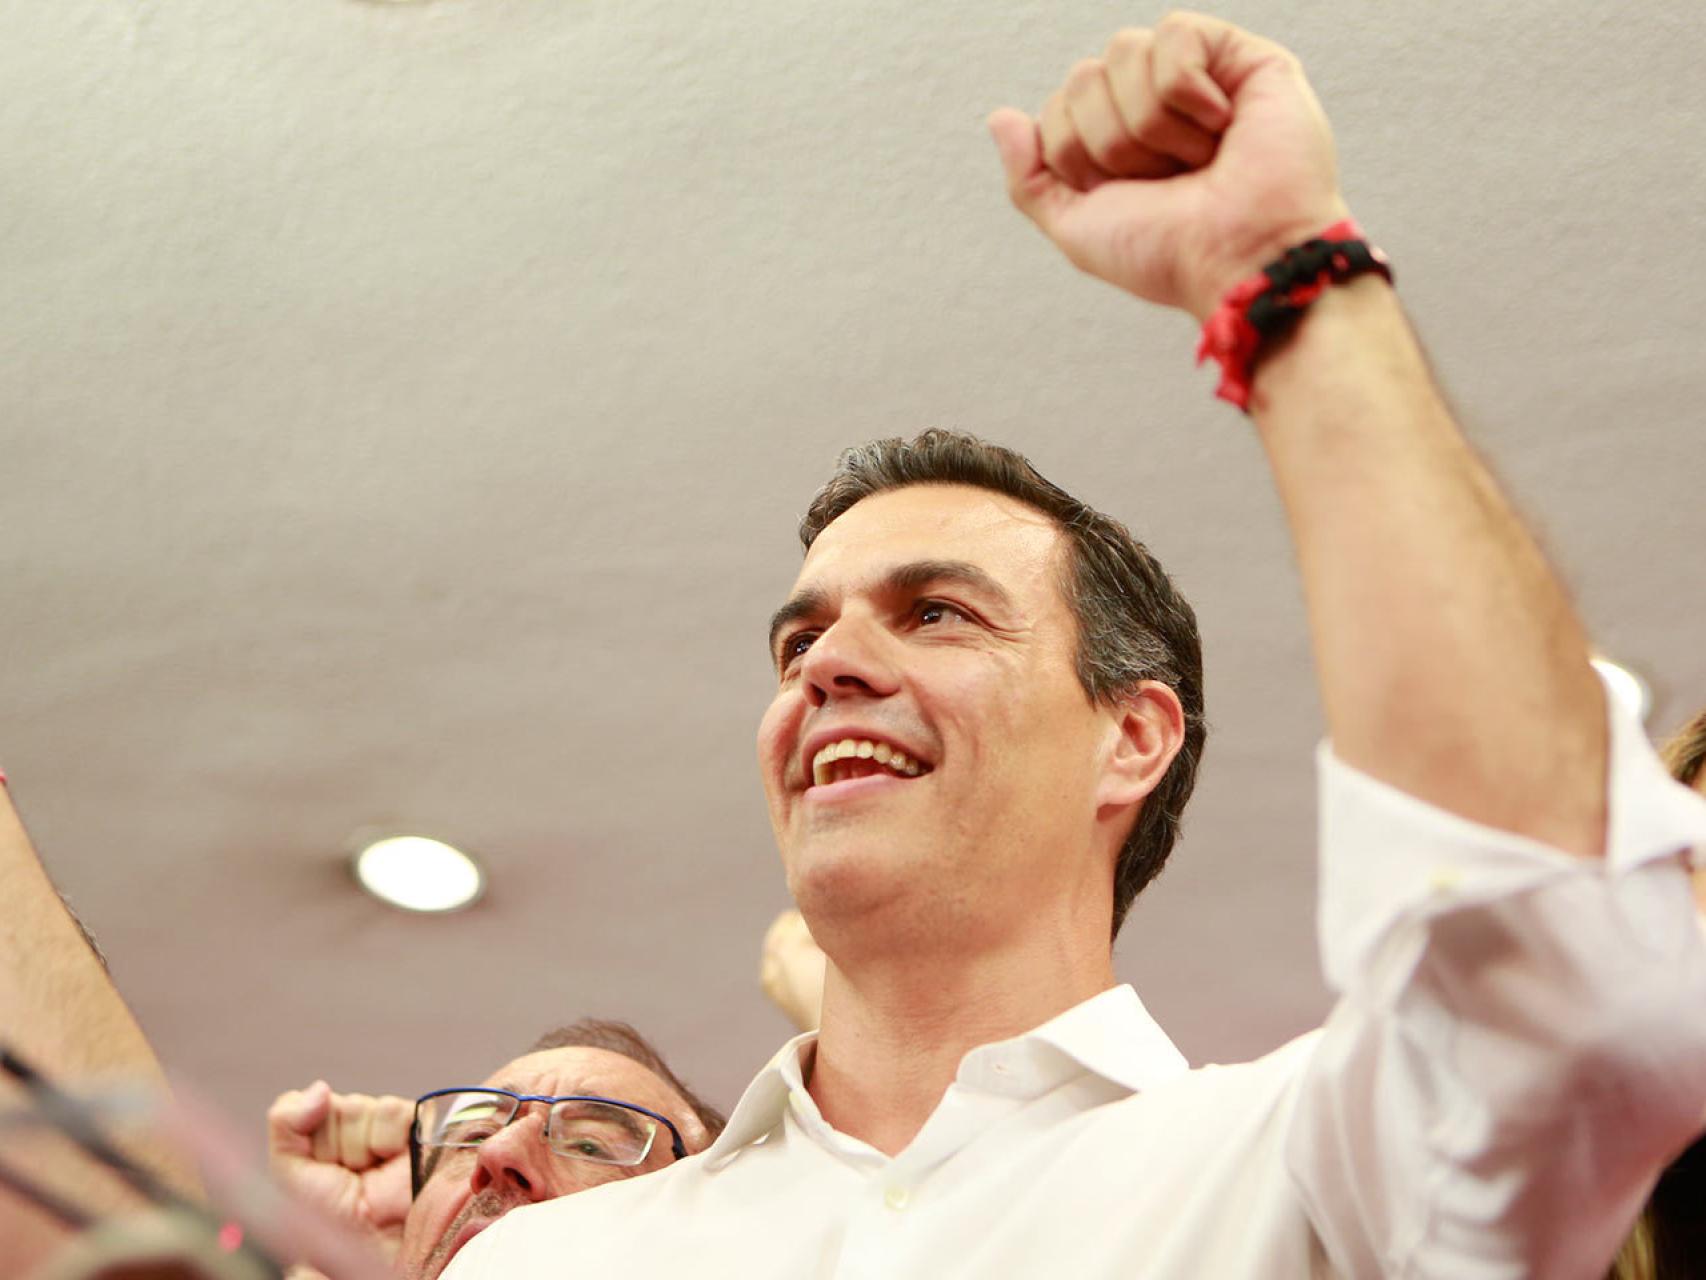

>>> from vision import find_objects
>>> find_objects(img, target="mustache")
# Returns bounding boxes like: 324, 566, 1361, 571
460, 1186, 526, 1222
419, 1186, 531, 1278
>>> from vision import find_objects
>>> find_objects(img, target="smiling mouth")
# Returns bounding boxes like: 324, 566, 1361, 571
809, 738, 931, 788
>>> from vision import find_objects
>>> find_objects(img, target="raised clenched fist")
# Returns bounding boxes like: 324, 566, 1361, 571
266, 1080, 413, 1264
989, 11, 1349, 321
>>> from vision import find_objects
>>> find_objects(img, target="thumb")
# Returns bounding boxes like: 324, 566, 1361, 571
368, 1154, 413, 1234
269, 1080, 333, 1151
986, 108, 1075, 232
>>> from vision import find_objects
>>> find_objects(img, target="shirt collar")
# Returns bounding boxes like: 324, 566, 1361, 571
703, 984, 1188, 1168
1007, 983, 1190, 1094
705, 1030, 819, 1166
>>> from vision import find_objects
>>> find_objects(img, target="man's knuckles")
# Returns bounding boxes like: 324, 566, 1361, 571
1062, 56, 1104, 97
1103, 27, 1152, 67
265, 1091, 304, 1132
1062, 64, 1129, 166
332, 1092, 372, 1126
1039, 93, 1097, 190
270, 1085, 319, 1125
372, 1096, 414, 1157
1052, 51, 1208, 182
333, 1093, 384, 1169
1154, 9, 1245, 50
1130, 110, 1210, 170
1071, 113, 1140, 176
266, 1085, 411, 1177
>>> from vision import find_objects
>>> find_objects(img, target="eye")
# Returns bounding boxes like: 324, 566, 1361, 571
440, 1119, 502, 1145
780, 631, 818, 669
916, 600, 970, 627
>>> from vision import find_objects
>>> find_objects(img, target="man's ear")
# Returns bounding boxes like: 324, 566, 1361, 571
1095, 680, 1186, 811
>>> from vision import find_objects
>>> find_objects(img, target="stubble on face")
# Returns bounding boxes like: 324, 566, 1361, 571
412, 1185, 528, 1280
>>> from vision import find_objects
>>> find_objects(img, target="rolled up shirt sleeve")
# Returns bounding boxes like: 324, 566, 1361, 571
1288, 682, 1706, 1279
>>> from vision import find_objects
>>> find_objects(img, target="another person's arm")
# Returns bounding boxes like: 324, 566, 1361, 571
760, 908, 826, 1033
0, 777, 199, 1268
1610, 711, 1706, 1280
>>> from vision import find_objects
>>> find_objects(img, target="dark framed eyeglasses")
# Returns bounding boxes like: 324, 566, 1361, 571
408, 1086, 688, 1196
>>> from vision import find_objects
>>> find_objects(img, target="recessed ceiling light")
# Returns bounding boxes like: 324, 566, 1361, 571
353, 836, 485, 913
1591, 655, 1651, 725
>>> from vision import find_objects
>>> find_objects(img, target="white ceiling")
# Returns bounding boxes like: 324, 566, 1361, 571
6, 0, 1704, 1134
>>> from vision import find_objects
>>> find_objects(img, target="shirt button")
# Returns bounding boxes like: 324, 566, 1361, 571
883, 1186, 911, 1211
1429, 867, 1462, 892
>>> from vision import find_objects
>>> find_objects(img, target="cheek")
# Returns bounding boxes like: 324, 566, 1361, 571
539, 1160, 625, 1197
757, 692, 802, 796
953, 665, 1095, 790
927, 658, 1024, 762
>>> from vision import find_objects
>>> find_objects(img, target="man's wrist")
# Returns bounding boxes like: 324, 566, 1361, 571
1194, 217, 1390, 410
1244, 274, 1414, 419
1186, 200, 1355, 323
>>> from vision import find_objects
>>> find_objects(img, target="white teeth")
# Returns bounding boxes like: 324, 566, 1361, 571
807, 738, 927, 787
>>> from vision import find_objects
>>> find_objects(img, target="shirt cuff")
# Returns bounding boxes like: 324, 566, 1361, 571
1316, 670, 1706, 992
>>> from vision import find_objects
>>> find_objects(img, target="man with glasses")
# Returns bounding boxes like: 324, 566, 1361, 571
267, 1019, 724, 1279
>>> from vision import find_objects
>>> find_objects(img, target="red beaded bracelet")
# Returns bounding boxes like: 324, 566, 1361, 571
1196, 218, 1392, 411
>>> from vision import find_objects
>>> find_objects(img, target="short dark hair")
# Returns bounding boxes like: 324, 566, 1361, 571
799, 429, 1207, 938
527, 1019, 726, 1143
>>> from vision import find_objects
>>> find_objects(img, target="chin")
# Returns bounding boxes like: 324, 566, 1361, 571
790, 836, 928, 922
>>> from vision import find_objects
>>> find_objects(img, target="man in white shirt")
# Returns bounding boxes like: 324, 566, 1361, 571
450, 13, 1706, 1279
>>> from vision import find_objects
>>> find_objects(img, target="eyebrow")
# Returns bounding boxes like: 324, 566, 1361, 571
766, 559, 1016, 662
553, 1098, 650, 1141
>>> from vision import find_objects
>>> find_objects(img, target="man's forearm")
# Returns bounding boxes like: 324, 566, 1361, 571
1250, 277, 1606, 857
0, 784, 200, 1262
0, 787, 173, 1088
988, 14, 1608, 855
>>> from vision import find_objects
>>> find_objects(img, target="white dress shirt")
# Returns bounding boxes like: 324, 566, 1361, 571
448, 690, 1706, 1280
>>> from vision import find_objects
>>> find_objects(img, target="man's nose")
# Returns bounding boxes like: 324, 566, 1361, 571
800, 614, 899, 708
468, 1115, 553, 1202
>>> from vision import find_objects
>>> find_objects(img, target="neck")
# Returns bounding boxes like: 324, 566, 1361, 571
806, 914, 1117, 1157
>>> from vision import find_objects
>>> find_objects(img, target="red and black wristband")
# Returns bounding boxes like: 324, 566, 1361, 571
1196, 218, 1393, 411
